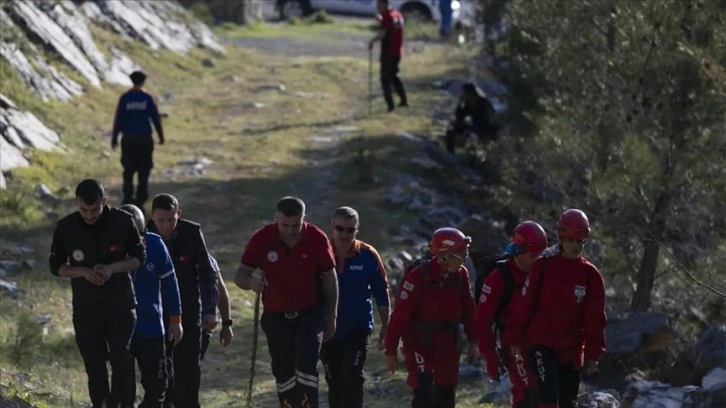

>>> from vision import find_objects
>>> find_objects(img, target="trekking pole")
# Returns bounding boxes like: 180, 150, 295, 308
368, 48, 373, 115
245, 290, 261, 408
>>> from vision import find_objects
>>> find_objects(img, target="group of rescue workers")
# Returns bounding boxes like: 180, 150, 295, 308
51, 177, 605, 408
48, 1, 605, 407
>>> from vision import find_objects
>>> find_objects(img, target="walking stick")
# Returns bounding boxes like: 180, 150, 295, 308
245, 291, 261, 408
368, 48, 373, 115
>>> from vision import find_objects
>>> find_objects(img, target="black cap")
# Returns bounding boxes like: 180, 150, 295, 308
129, 71, 147, 85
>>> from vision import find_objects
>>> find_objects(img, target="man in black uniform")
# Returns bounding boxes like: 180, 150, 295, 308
49, 179, 146, 408
445, 82, 499, 154
147, 193, 219, 408
111, 70, 165, 209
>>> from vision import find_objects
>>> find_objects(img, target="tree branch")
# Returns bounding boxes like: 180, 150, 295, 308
654, 239, 726, 298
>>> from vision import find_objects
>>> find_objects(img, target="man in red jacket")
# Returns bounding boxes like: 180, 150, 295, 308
368, 0, 409, 112
476, 221, 547, 408
384, 227, 479, 408
505, 209, 607, 408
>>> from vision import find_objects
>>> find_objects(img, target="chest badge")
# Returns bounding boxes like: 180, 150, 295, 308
110, 244, 121, 253
574, 285, 587, 303
146, 263, 155, 271
72, 249, 84, 262
267, 250, 279, 263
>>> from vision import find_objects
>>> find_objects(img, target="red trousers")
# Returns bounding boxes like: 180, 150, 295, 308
403, 343, 460, 389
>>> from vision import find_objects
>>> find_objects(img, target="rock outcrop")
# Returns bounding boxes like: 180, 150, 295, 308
0, 0, 225, 188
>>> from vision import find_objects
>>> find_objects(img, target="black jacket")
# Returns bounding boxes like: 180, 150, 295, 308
49, 206, 146, 316
147, 218, 218, 318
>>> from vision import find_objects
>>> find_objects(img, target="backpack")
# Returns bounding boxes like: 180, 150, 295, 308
475, 255, 527, 336
400, 255, 465, 348
474, 253, 510, 301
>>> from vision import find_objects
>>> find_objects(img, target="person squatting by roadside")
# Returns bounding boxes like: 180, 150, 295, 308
147, 193, 219, 408
369, 0, 409, 112
234, 196, 339, 408
320, 206, 390, 408
385, 227, 479, 408
120, 204, 183, 408
445, 82, 498, 154
200, 254, 234, 360
476, 221, 547, 408
49, 179, 145, 408
112, 70, 164, 209
505, 209, 608, 408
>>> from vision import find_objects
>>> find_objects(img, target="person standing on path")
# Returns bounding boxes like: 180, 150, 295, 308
111, 70, 164, 210
235, 196, 339, 408
320, 206, 390, 408
369, 0, 409, 112
49, 179, 145, 408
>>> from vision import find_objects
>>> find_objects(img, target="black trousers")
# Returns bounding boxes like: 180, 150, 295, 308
131, 336, 168, 408
319, 331, 371, 408
261, 308, 324, 408
528, 346, 581, 408
380, 56, 408, 110
164, 317, 202, 408
121, 136, 154, 208
73, 309, 136, 408
410, 373, 456, 408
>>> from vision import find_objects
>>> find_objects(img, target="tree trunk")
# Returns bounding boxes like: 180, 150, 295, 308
630, 188, 671, 312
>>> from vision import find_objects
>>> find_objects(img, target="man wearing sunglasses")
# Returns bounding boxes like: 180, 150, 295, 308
384, 227, 479, 408
320, 207, 390, 408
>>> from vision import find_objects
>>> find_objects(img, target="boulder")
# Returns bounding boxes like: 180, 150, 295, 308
666, 325, 726, 386
11, 0, 101, 87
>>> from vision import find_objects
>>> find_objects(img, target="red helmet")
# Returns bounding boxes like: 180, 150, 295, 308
512, 221, 548, 254
430, 227, 471, 256
557, 209, 590, 240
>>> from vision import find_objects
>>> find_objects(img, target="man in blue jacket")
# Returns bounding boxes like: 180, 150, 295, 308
121, 204, 183, 408
320, 206, 390, 408
112, 71, 165, 209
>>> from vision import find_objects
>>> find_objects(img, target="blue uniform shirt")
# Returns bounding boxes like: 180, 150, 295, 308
112, 88, 163, 141
333, 240, 390, 340
133, 232, 181, 339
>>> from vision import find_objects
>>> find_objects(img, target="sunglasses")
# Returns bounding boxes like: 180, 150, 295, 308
334, 225, 357, 233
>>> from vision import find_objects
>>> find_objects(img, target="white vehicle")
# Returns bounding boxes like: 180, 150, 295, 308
277, 0, 466, 23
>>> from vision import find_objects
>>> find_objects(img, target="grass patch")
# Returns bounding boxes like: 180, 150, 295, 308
0, 18, 486, 407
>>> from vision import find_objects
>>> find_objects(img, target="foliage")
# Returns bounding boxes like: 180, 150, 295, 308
485, 0, 726, 312
7, 312, 44, 366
